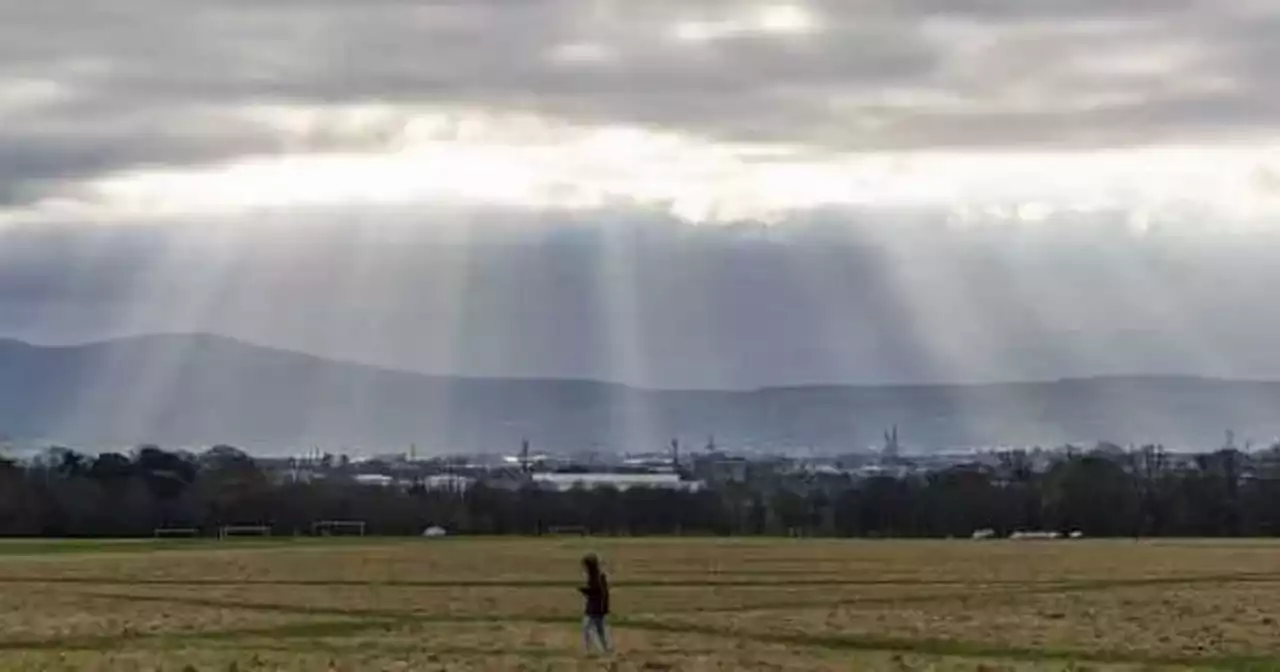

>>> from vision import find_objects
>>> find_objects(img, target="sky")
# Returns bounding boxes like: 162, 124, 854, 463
3, 0, 1280, 389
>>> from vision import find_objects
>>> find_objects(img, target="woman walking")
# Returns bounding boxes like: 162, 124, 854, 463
579, 553, 611, 654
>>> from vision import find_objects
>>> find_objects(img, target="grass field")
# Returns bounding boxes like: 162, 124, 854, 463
1, 538, 1280, 670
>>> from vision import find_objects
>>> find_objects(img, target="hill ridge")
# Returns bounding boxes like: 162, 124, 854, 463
2, 334, 1279, 452
8, 333, 1277, 392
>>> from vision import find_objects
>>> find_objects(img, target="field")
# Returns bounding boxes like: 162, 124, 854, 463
1, 538, 1279, 670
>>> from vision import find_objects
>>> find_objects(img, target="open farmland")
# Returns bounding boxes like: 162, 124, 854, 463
0, 539, 1279, 670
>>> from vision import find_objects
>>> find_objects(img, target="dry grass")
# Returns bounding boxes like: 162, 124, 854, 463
0, 585, 347, 643
0, 537, 1277, 670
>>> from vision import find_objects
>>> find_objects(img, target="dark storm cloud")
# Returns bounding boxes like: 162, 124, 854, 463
0, 121, 283, 206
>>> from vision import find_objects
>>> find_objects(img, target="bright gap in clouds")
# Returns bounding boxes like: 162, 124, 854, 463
8, 105, 1280, 231
672, 3, 818, 42
756, 4, 817, 34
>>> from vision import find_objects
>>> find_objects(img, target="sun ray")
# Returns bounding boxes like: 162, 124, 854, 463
46, 226, 246, 449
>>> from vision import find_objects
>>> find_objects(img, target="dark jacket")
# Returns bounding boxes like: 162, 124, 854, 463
579, 572, 609, 616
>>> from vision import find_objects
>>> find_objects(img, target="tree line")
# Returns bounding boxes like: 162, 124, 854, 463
2, 443, 1280, 538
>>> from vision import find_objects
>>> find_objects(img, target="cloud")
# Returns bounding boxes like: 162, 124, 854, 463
4, 0, 1280, 220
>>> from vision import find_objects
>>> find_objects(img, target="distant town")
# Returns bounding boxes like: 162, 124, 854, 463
2, 424, 1279, 540
247, 427, 1279, 496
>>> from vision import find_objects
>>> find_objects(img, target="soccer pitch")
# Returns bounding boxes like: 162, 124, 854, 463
0, 537, 1276, 670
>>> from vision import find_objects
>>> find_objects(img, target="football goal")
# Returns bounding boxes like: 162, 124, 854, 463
311, 520, 367, 536
153, 527, 199, 539
218, 525, 271, 540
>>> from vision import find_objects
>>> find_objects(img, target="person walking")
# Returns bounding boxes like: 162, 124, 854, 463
579, 553, 611, 654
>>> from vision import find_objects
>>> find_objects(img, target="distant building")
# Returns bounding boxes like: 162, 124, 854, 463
530, 472, 705, 492
353, 474, 395, 487
621, 454, 677, 473
501, 453, 566, 471
422, 474, 475, 492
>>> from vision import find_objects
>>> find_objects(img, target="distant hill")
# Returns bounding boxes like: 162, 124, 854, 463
1, 334, 1279, 454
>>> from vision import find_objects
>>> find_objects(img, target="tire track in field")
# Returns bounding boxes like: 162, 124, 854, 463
0, 576, 973, 589
0, 576, 1014, 587
22, 588, 1280, 665
665, 571, 1280, 615
0, 576, 1080, 589
8, 569, 1278, 629
0, 619, 388, 653
615, 617, 1280, 671
3, 570, 1279, 590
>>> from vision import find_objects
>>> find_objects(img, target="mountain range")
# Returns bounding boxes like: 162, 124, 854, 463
1, 334, 1279, 454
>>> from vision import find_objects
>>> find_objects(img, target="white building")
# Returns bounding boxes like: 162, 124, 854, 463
422, 474, 475, 492
530, 472, 704, 492
353, 474, 395, 487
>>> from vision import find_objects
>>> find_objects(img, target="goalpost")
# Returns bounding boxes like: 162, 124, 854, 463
311, 520, 367, 537
153, 527, 199, 539
218, 524, 271, 540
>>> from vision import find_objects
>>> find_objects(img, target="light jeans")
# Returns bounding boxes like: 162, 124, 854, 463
582, 615, 610, 653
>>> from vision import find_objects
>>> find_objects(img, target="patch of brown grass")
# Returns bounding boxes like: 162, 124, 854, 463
0, 537, 1274, 669
0, 584, 341, 643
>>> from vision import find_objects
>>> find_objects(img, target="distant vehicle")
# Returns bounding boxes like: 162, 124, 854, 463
422, 526, 448, 538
